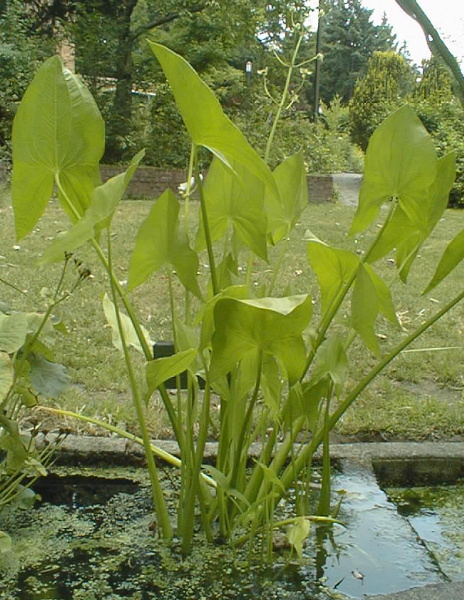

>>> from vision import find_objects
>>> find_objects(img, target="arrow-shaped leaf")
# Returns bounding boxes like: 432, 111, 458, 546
146, 348, 197, 394
210, 295, 312, 384
149, 42, 278, 198
350, 105, 437, 235
12, 56, 104, 240
127, 188, 202, 298
40, 151, 144, 264
266, 151, 308, 244
195, 157, 268, 260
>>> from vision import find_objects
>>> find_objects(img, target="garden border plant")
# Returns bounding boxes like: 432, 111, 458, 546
0, 254, 88, 553
9, 28, 464, 561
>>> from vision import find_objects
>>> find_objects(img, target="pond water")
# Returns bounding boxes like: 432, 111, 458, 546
0, 465, 462, 600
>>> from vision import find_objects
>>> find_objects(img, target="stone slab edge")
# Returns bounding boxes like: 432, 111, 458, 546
38, 435, 464, 468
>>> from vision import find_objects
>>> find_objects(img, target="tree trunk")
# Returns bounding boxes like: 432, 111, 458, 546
104, 0, 138, 162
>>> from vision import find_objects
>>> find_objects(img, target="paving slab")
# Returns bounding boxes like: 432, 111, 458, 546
367, 581, 464, 600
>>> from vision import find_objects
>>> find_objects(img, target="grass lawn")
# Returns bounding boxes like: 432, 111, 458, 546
2, 185, 464, 442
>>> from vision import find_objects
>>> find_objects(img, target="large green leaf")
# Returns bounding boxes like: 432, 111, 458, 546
307, 239, 359, 318
350, 105, 437, 235
40, 151, 144, 264
200, 285, 250, 350
28, 355, 69, 398
12, 56, 104, 240
266, 151, 308, 244
195, 157, 268, 260
148, 42, 278, 198
127, 189, 202, 298
209, 295, 312, 384
0, 312, 28, 353
366, 152, 456, 281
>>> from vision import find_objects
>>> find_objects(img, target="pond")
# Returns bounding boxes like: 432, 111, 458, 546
0, 464, 462, 600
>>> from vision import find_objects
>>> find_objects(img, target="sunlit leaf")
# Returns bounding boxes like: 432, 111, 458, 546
425, 227, 464, 293
286, 517, 311, 558
310, 334, 348, 397
40, 151, 144, 264
200, 285, 250, 350
210, 295, 312, 383
364, 264, 399, 326
366, 152, 455, 281
146, 348, 197, 394
266, 151, 308, 244
127, 189, 201, 298
307, 239, 359, 318
148, 42, 278, 198
350, 105, 437, 235
12, 56, 104, 240
102, 293, 152, 355
195, 157, 268, 260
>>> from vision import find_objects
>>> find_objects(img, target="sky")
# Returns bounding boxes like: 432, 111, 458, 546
361, 0, 464, 65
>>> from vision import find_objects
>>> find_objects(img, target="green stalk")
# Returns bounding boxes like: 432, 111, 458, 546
39, 406, 215, 488
181, 374, 213, 554
54, 175, 183, 444
301, 199, 397, 380
276, 285, 464, 502
266, 237, 289, 295
183, 142, 196, 239
264, 31, 305, 164
229, 352, 263, 496
106, 230, 172, 541
194, 146, 218, 295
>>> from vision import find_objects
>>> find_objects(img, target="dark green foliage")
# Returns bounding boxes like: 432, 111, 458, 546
412, 59, 464, 206
319, 0, 397, 103
348, 51, 414, 151
0, 0, 54, 159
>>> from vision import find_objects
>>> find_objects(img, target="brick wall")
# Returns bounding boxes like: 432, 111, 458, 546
0, 161, 334, 204
100, 165, 189, 199
307, 174, 334, 204
101, 165, 334, 204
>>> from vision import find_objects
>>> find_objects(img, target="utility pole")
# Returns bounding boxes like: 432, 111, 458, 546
313, 0, 323, 121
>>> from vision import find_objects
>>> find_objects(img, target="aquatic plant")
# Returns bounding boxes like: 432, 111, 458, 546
10, 39, 464, 559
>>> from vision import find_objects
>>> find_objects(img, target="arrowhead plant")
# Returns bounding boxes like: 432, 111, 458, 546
10, 45, 464, 563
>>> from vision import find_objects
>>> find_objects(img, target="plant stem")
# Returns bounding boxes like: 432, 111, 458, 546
40, 406, 216, 487
194, 146, 218, 294
107, 230, 173, 541
302, 199, 397, 380
264, 31, 304, 164
278, 285, 464, 499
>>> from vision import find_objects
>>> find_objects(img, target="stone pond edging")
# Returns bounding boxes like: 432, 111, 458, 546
37, 435, 464, 484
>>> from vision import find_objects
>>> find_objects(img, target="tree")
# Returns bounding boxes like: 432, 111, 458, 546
0, 0, 55, 157
319, 0, 397, 103
412, 58, 464, 205
68, 0, 263, 163
348, 50, 414, 150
